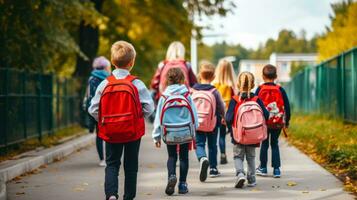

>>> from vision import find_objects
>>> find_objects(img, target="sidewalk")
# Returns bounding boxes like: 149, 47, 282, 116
6, 123, 354, 200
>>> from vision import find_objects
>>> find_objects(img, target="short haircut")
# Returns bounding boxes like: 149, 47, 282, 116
111, 41, 136, 68
262, 64, 277, 79
166, 67, 185, 86
198, 61, 215, 82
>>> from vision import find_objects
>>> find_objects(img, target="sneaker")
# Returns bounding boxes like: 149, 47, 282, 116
256, 166, 268, 177
209, 168, 221, 178
273, 168, 281, 178
247, 176, 256, 187
235, 173, 246, 188
178, 182, 189, 194
108, 196, 117, 200
220, 153, 228, 164
199, 157, 209, 182
165, 175, 177, 196
99, 160, 106, 167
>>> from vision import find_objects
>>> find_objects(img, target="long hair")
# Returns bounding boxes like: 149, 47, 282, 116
212, 59, 236, 88
166, 41, 185, 61
237, 71, 255, 98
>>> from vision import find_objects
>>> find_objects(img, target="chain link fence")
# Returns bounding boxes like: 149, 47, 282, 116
285, 47, 357, 123
0, 68, 86, 148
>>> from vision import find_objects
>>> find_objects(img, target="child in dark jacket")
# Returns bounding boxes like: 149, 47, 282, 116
192, 61, 225, 182
255, 64, 291, 178
226, 72, 269, 188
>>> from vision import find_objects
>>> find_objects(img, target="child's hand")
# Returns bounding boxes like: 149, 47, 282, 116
155, 141, 161, 148
221, 118, 226, 125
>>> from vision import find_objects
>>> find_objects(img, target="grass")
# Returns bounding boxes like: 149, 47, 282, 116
288, 114, 357, 194
0, 125, 86, 163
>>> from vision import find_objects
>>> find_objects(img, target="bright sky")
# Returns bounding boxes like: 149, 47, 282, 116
200, 0, 341, 49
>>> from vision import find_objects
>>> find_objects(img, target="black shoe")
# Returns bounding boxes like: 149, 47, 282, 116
209, 168, 221, 178
165, 175, 177, 195
220, 153, 228, 164
199, 157, 209, 182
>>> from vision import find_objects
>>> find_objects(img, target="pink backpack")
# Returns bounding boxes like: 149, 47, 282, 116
192, 88, 217, 132
232, 96, 267, 145
159, 60, 190, 93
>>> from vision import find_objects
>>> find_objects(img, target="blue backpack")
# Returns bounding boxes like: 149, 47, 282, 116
160, 93, 196, 144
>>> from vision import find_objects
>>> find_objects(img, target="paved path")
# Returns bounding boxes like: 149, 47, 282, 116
7, 123, 354, 200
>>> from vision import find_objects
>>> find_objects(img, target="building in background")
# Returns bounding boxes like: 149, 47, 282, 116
239, 53, 317, 86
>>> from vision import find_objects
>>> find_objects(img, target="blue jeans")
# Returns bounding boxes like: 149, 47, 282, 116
260, 129, 281, 168
166, 143, 189, 182
105, 139, 141, 200
96, 135, 104, 161
195, 130, 218, 168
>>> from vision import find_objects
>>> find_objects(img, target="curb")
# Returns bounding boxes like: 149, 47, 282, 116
0, 133, 95, 200
0, 179, 5, 200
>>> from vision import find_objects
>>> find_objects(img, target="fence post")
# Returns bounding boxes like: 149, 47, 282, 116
49, 73, 54, 135
4, 68, 9, 150
352, 49, 357, 121
339, 53, 345, 118
56, 77, 60, 129
22, 70, 27, 139
37, 73, 42, 141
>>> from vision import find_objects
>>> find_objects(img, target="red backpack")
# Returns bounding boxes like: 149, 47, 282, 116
98, 75, 145, 143
159, 60, 190, 93
258, 84, 285, 129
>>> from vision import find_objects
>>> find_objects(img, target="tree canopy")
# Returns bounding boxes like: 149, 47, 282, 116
317, 0, 357, 61
0, 0, 235, 83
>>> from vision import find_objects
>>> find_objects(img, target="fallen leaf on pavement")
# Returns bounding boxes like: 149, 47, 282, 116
287, 181, 297, 187
16, 192, 25, 195
302, 191, 309, 194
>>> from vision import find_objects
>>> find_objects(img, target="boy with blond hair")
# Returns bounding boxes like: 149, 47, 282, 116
89, 41, 154, 200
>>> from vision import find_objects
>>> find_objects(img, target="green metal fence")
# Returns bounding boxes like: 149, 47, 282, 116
0, 68, 83, 148
286, 47, 357, 123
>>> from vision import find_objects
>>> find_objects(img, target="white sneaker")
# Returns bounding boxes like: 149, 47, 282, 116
108, 195, 117, 200
199, 157, 209, 182
99, 160, 106, 167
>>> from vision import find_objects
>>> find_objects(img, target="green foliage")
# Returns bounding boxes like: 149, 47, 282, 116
250, 29, 318, 59
0, 0, 235, 82
317, 0, 357, 60
0, 0, 102, 76
289, 114, 357, 192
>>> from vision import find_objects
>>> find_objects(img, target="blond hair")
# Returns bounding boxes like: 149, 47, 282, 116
111, 41, 136, 68
198, 61, 215, 83
166, 41, 185, 61
237, 71, 255, 98
212, 59, 236, 88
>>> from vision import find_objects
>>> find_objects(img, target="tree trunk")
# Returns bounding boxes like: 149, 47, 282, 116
75, 0, 104, 78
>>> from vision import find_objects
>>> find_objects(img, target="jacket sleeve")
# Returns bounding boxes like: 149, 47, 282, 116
88, 79, 108, 121
186, 62, 198, 86
150, 62, 164, 91
257, 98, 269, 120
280, 87, 291, 127
214, 90, 225, 117
152, 97, 164, 142
225, 99, 237, 129
133, 79, 155, 118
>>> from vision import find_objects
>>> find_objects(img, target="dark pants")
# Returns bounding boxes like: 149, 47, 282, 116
260, 129, 281, 168
88, 115, 105, 161
96, 136, 104, 161
195, 130, 218, 168
218, 124, 227, 154
105, 139, 141, 200
166, 143, 189, 182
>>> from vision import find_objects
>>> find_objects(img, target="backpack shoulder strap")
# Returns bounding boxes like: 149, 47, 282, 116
125, 75, 137, 83
107, 75, 117, 83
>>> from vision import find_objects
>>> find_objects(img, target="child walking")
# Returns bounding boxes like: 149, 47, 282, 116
88, 41, 154, 200
255, 64, 291, 178
152, 67, 199, 196
212, 59, 236, 164
226, 72, 269, 188
191, 61, 225, 181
